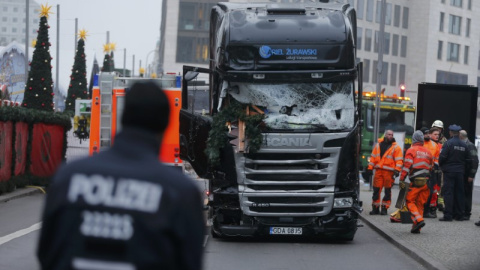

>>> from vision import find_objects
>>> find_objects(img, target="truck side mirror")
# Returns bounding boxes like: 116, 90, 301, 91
185, 71, 199, 81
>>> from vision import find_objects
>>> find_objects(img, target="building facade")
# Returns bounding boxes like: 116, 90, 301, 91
158, 0, 480, 105
0, 0, 40, 46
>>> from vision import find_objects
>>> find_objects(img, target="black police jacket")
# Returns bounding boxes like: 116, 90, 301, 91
37, 127, 205, 270
439, 136, 471, 173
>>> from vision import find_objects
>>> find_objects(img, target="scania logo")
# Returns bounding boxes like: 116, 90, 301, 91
264, 138, 313, 147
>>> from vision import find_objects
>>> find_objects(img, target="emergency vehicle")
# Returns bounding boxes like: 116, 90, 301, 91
88, 72, 183, 169
358, 90, 416, 180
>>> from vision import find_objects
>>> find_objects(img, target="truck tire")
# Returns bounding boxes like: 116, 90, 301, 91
338, 230, 355, 241
211, 227, 221, 238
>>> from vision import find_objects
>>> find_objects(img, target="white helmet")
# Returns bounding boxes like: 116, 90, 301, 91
432, 120, 444, 129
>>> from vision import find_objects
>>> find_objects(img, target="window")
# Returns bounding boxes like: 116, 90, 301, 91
382, 62, 388, 85
13, 17, 17, 23
357, 0, 364, 20
178, 2, 196, 30
466, 18, 470, 37
176, 36, 210, 64
439, 12, 444, 32
12, 28, 17, 33
402, 7, 409, 29
399, 64, 406, 85
2, 17, 7, 22
364, 29, 372, 52
464, 46, 469, 64
363, 59, 370, 83
372, 60, 378, 83
400, 35, 407, 57
450, 0, 462, 7
376, 2, 392, 25
3, 7, 7, 12
366, 0, 374, 22
1, 27, 6, 33
13, 7, 18, 12
374, 31, 379, 53
384, 32, 390, 55
357, 27, 363, 50
23, 18, 25, 23
448, 15, 462, 35
447, 42, 460, 62
390, 63, 397, 86
393, 5, 400, 27
468, 0, 472, 9
22, 28, 25, 33
438, 40, 443, 60
392, 34, 399, 56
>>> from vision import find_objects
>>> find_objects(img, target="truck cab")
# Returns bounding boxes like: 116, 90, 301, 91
180, 1, 362, 240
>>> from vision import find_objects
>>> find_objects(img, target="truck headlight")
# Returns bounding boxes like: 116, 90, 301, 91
334, 197, 353, 208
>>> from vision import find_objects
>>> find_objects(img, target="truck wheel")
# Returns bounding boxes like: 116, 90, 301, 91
338, 230, 355, 241
211, 227, 221, 238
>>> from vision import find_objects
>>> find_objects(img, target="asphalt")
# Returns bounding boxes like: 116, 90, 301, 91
2, 123, 479, 270
359, 182, 480, 270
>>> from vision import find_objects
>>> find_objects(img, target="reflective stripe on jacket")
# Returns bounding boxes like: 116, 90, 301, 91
368, 138, 403, 173
400, 143, 434, 181
423, 140, 440, 166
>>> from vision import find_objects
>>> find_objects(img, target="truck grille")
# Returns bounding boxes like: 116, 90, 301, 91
239, 152, 336, 216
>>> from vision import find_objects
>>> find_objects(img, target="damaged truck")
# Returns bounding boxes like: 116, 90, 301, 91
180, 1, 363, 240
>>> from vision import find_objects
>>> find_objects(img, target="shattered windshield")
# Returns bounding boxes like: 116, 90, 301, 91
227, 81, 354, 131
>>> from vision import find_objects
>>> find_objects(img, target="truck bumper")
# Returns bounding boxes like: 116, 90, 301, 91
212, 208, 359, 238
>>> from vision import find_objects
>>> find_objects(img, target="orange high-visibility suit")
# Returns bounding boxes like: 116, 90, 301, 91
368, 138, 403, 209
423, 139, 441, 210
400, 142, 434, 231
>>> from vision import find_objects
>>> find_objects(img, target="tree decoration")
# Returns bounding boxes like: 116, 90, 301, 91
22, 4, 54, 111
101, 43, 114, 72
205, 100, 265, 165
65, 29, 89, 113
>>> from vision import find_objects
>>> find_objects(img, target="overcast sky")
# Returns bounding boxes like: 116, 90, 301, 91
33, 0, 162, 95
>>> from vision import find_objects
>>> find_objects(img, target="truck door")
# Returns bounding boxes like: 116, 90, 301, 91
179, 66, 212, 178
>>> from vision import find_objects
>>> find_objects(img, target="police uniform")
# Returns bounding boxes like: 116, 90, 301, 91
438, 124, 471, 221
37, 128, 205, 270
463, 138, 478, 220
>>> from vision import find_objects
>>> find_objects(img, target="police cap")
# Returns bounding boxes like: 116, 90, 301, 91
448, 124, 461, 131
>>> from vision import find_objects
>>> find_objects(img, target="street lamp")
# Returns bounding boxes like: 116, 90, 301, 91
145, 49, 156, 78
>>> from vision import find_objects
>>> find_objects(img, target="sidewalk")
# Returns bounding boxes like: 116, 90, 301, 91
359, 182, 480, 270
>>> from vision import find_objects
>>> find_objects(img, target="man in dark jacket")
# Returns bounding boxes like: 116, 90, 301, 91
37, 81, 205, 270
459, 130, 478, 221
438, 124, 471, 221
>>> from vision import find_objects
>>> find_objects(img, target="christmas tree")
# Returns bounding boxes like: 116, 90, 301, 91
109, 42, 116, 71
101, 43, 113, 72
22, 4, 54, 111
65, 29, 89, 113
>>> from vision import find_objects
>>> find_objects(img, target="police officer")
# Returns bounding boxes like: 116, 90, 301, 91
438, 124, 471, 221
37, 81, 205, 270
459, 130, 478, 221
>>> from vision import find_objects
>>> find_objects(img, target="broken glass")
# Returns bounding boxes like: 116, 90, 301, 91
227, 81, 354, 131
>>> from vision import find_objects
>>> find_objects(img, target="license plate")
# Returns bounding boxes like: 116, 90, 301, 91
269, 227, 303, 235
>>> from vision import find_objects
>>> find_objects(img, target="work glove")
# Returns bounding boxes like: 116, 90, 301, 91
399, 181, 406, 189
365, 169, 372, 178
393, 170, 400, 178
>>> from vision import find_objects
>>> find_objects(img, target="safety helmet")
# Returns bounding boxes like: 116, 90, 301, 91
432, 120, 444, 129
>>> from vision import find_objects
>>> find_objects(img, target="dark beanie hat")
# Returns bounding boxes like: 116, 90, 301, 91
121, 80, 170, 133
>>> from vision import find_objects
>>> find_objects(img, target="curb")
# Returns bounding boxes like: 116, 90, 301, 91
0, 187, 43, 204
359, 214, 450, 270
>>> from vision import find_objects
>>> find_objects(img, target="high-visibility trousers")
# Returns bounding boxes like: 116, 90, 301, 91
406, 184, 430, 225
372, 169, 395, 209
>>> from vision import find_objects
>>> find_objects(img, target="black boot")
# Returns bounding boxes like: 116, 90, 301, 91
380, 206, 388, 215
424, 207, 437, 218
369, 206, 380, 215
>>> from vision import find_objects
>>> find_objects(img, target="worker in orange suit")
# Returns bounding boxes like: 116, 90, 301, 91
421, 127, 441, 218
399, 130, 434, 234
366, 129, 403, 215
